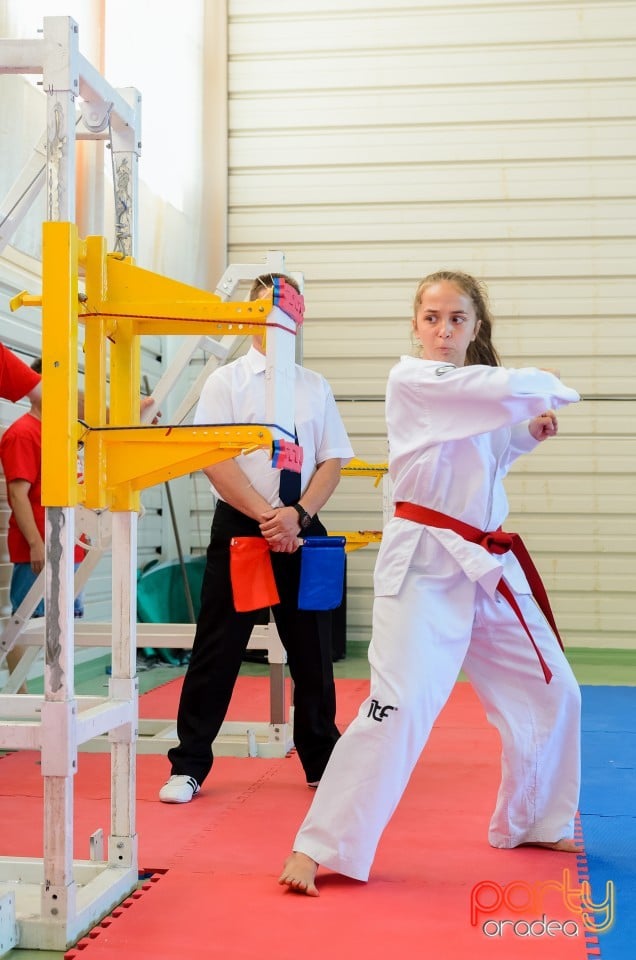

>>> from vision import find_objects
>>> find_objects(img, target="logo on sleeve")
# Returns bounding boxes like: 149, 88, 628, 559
435, 364, 456, 376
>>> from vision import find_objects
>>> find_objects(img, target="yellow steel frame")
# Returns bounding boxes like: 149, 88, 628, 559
331, 530, 383, 553
85, 424, 273, 512
341, 457, 387, 487
40, 221, 81, 507
12, 222, 278, 512
12, 224, 388, 545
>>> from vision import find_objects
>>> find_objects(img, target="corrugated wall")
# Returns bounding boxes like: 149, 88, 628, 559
225, 0, 636, 649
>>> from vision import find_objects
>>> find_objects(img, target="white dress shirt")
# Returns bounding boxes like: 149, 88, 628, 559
194, 346, 354, 507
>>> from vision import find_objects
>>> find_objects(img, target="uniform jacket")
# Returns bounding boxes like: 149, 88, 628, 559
375, 357, 580, 599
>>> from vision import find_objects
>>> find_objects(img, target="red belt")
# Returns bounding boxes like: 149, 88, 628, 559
394, 502, 563, 684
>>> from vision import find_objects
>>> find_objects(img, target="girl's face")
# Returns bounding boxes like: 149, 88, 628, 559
412, 280, 481, 367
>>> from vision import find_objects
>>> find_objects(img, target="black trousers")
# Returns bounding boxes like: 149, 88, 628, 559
167, 501, 340, 785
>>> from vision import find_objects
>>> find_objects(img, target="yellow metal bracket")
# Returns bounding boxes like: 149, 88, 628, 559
83, 424, 273, 511
333, 459, 388, 550
14, 222, 386, 522
79, 251, 278, 339
7, 222, 289, 512
341, 457, 388, 487
333, 530, 383, 553
9, 290, 43, 311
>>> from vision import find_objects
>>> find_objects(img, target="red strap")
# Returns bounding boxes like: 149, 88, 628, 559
394, 502, 563, 683
496, 579, 553, 684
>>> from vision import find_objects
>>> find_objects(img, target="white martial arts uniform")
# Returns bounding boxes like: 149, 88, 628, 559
292, 357, 581, 882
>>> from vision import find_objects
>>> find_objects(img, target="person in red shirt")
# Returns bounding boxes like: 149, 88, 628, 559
1, 346, 158, 689
1, 358, 85, 691
0, 343, 42, 405
1, 346, 43, 691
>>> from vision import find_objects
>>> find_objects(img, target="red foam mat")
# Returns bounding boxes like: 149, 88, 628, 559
0, 679, 589, 959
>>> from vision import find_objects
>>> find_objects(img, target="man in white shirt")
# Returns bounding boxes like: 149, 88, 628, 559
160, 274, 354, 803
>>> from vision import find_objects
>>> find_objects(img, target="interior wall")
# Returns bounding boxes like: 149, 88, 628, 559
2, 2, 634, 652
222, 0, 636, 649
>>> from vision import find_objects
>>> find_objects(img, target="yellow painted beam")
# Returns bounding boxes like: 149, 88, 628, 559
105, 252, 228, 303
83, 235, 109, 426
82, 424, 273, 511
41, 222, 80, 507
340, 458, 388, 487
82, 236, 110, 507
9, 290, 42, 311
79, 300, 274, 338
77, 253, 276, 338
331, 530, 383, 553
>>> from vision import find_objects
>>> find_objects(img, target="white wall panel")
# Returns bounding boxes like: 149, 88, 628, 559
227, 0, 636, 650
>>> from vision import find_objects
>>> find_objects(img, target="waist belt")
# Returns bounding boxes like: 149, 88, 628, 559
394, 502, 563, 684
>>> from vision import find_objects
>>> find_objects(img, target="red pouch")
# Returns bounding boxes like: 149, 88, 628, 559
229, 537, 279, 612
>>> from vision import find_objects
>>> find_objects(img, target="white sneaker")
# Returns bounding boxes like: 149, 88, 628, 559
159, 775, 200, 803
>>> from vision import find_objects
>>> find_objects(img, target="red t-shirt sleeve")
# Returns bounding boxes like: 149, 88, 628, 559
0, 427, 40, 484
0, 344, 41, 402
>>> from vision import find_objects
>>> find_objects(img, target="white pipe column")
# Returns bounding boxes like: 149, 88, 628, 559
109, 86, 141, 257
41, 508, 78, 920
106, 78, 141, 881
41, 13, 81, 925
108, 512, 139, 871
44, 17, 78, 222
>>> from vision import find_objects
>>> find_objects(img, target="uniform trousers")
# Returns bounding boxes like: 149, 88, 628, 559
168, 501, 340, 785
292, 561, 581, 881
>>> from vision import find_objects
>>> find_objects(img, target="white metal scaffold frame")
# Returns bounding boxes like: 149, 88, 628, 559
0, 16, 142, 951
0, 15, 299, 952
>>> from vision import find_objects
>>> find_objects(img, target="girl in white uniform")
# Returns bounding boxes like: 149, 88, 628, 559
279, 270, 582, 896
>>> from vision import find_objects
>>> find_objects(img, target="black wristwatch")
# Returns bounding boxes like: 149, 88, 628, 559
292, 503, 313, 530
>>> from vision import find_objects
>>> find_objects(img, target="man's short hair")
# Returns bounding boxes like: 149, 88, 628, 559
249, 272, 301, 301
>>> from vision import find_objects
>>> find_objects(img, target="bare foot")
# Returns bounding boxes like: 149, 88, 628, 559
278, 852, 319, 896
521, 838, 582, 853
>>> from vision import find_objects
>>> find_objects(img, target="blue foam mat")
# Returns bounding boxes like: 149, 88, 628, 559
580, 686, 636, 959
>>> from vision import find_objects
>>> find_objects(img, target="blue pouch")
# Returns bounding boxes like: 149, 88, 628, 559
298, 536, 346, 611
